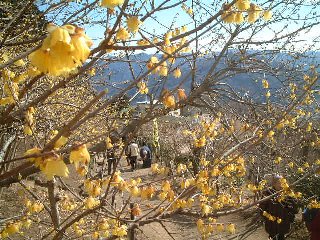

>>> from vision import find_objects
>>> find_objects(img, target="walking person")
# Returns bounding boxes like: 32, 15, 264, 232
107, 146, 116, 175
127, 140, 139, 171
303, 199, 320, 240
259, 175, 299, 240
140, 142, 152, 168
106, 136, 117, 175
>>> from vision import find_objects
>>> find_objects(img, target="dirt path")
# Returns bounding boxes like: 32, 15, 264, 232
115, 159, 270, 240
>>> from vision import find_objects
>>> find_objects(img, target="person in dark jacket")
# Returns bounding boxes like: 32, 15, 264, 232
107, 145, 116, 175
303, 201, 320, 240
140, 142, 152, 168
259, 175, 298, 240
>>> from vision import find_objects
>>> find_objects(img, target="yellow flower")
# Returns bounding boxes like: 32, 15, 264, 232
24, 147, 42, 162
216, 223, 224, 232
22, 219, 32, 229
262, 79, 269, 88
263, 10, 272, 21
126, 16, 142, 33
101, 0, 124, 8
27, 67, 41, 77
70, 34, 91, 65
106, 137, 113, 149
0, 97, 15, 106
24, 125, 33, 135
85, 196, 100, 209
267, 130, 275, 138
92, 232, 99, 239
88, 68, 96, 76
147, 56, 159, 71
201, 203, 212, 215
54, 135, 68, 149
116, 27, 130, 41
274, 156, 282, 164
177, 164, 187, 174
211, 167, 220, 177
235, 0, 250, 10
163, 94, 175, 108
137, 81, 148, 94
6, 222, 21, 235
173, 68, 181, 78
76, 165, 87, 176
131, 203, 141, 216
226, 223, 236, 234
162, 180, 171, 192
29, 25, 92, 76
112, 225, 127, 237
194, 136, 206, 148
130, 186, 140, 197
164, 32, 171, 46
234, 12, 244, 24
42, 155, 69, 180
14, 59, 26, 67
181, 25, 188, 33
159, 61, 168, 76
151, 163, 160, 174
49, 27, 71, 47
28, 201, 44, 213
222, 11, 236, 23
177, 88, 187, 101
306, 122, 312, 132
13, 73, 27, 84
266, 90, 271, 98
247, 4, 261, 23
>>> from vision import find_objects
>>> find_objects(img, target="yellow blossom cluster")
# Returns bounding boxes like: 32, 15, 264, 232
25, 148, 69, 180
188, 116, 222, 148
262, 211, 282, 223
197, 219, 236, 239
84, 179, 102, 197
24, 198, 44, 213
181, 3, 193, 16
116, 27, 130, 41
0, 69, 19, 106
137, 81, 148, 94
0, 218, 33, 239
59, 194, 77, 211
308, 200, 320, 209
24, 107, 36, 135
131, 203, 142, 216
70, 143, 91, 174
150, 163, 170, 175
84, 196, 100, 209
162, 89, 176, 109
247, 180, 266, 192
100, 0, 124, 9
106, 136, 113, 149
29, 23, 93, 76
126, 16, 142, 33
221, 1, 272, 24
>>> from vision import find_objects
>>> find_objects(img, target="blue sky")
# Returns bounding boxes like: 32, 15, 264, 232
38, 0, 320, 52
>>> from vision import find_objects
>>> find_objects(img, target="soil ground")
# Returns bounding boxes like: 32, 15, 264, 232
0, 156, 309, 240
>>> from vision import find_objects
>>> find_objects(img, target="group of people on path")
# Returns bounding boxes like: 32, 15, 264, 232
106, 138, 152, 175
259, 175, 320, 240
126, 140, 152, 171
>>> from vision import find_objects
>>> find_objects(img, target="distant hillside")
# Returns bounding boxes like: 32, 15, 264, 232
92, 51, 320, 104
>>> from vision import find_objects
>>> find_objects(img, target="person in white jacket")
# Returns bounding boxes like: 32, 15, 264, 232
127, 140, 139, 171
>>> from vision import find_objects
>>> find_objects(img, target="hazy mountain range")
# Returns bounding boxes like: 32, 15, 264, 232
93, 51, 320, 103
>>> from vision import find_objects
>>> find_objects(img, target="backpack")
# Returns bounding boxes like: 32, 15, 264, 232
141, 149, 148, 158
